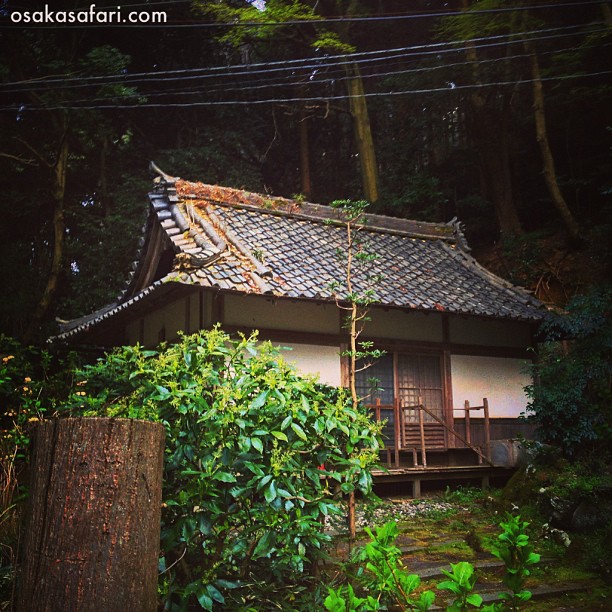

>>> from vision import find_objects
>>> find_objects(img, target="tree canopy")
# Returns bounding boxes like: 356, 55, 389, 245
0, 0, 610, 340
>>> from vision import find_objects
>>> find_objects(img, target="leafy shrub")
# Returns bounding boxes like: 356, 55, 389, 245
524, 286, 612, 456
437, 561, 483, 611
67, 328, 382, 610
1, 336, 78, 461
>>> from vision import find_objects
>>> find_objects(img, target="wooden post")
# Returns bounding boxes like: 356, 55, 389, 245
18, 418, 164, 612
483, 398, 491, 464
417, 398, 427, 468
464, 400, 471, 446
393, 397, 401, 467
348, 491, 356, 543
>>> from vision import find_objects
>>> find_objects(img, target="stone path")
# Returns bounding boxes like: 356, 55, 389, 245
325, 497, 607, 610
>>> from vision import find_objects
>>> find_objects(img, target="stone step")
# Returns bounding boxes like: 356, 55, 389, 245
430, 581, 590, 609
416, 558, 504, 580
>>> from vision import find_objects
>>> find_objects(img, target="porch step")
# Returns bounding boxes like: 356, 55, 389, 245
371, 464, 514, 497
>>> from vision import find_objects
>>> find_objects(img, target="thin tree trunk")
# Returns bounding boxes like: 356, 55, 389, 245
23, 129, 69, 342
526, 46, 581, 242
299, 105, 312, 200
331, 0, 379, 203
345, 63, 379, 203
461, 0, 522, 237
18, 418, 164, 612
100, 134, 110, 217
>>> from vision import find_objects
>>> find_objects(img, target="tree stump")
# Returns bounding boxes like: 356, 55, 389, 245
17, 418, 164, 612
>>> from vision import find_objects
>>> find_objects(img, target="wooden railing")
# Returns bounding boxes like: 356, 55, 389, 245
456, 399, 491, 465
366, 397, 493, 468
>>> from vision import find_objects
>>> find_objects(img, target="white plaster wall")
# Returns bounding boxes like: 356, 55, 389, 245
451, 354, 531, 418
365, 308, 443, 342
277, 342, 342, 387
187, 292, 201, 333
449, 316, 532, 348
125, 318, 141, 345
136, 297, 185, 346
143, 307, 165, 346
224, 294, 339, 334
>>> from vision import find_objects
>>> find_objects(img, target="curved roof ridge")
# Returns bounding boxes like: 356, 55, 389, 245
176, 179, 458, 244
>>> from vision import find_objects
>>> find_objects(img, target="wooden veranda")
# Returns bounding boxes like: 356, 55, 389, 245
366, 398, 519, 496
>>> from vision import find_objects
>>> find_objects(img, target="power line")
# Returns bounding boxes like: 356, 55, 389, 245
1, 23, 603, 92
34, 42, 601, 107
2, 70, 609, 112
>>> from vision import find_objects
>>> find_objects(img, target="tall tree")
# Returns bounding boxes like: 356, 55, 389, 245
196, 0, 380, 202
439, 0, 524, 237
0, 27, 139, 340
438, 0, 599, 241
524, 38, 581, 242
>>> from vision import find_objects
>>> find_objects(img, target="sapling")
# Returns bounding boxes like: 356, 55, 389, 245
328, 199, 385, 541
437, 561, 483, 611
491, 514, 540, 610
328, 521, 434, 611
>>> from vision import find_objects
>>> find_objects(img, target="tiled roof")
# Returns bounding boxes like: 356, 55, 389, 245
53, 167, 548, 342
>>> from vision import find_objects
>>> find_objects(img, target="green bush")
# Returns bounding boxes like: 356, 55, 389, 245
524, 286, 612, 457
68, 328, 382, 610
1, 336, 78, 461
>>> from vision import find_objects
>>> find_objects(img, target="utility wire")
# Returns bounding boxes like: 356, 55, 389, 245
32, 42, 605, 107
3, 70, 609, 112
1, 22, 603, 92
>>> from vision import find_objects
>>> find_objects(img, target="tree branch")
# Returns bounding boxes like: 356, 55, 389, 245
14, 138, 53, 168
0, 152, 38, 166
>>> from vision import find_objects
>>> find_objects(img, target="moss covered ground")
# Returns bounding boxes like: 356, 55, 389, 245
327, 485, 611, 610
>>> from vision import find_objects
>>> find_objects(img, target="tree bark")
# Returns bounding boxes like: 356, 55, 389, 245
23, 126, 69, 343
299, 105, 312, 200
526, 47, 581, 243
18, 418, 164, 612
345, 63, 379, 203
461, 0, 522, 237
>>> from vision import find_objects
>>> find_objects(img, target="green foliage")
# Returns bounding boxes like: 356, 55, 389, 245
324, 583, 380, 612
329, 521, 435, 611
579, 519, 612, 578
442, 486, 489, 506
313, 32, 356, 54
197, 0, 317, 47
437, 561, 483, 611
524, 286, 612, 456
0, 336, 78, 461
490, 514, 540, 609
384, 173, 449, 222
67, 328, 382, 610
328, 514, 541, 611
499, 233, 545, 288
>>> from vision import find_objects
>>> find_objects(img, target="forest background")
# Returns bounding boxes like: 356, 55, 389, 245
0, 0, 610, 342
